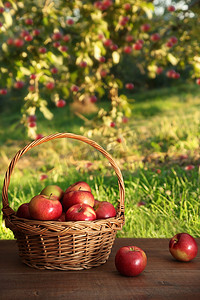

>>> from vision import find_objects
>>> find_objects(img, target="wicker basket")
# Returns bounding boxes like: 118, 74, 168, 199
2, 133, 125, 270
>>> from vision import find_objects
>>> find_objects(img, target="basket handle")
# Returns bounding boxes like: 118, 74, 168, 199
2, 133, 125, 218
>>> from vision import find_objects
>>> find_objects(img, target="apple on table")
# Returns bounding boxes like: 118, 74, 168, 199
115, 246, 147, 276
169, 233, 198, 262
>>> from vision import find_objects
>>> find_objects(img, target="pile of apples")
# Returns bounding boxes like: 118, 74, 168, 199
16, 181, 116, 222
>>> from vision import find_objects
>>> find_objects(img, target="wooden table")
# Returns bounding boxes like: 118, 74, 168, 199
0, 238, 200, 300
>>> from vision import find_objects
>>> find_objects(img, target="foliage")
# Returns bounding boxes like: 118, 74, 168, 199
0, 0, 200, 140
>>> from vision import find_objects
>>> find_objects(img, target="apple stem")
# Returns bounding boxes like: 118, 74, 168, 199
49, 193, 53, 200
78, 187, 81, 190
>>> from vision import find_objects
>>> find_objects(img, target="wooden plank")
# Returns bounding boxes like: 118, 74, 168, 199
0, 238, 200, 300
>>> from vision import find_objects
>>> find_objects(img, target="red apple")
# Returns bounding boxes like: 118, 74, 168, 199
110, 121, 115, 127
30, 74, 36, 80
125, 35, 133, 42
103, 39, 112, 47
133, 43, 142, 50
40, 185, 64, 201
63, 34, 71, 42
156, 66, 163, 75
65, 181, 91, 193
151, 33, 160, 42
51, 67, 58, 74
14, 81, 24, 89
124, 3, 131, 10
100, 69, 107, 77
169, 36, 178, 44
65, 203, 96, 221
123, 46, 132, 54
56, 99, 66, 107
169, 233, 198, 262
140, 23, 151, 32
168, 5, 175, 12
27, 115, 37, 122
110, 44, 118, 51
115, 246, 147, 276
62, 190, 95, 211
25, 18, 33, 25
52, 32, 62, 41
39, 47, 47, 54
196, 78, 200, 85
66, 18, 74, 25
35, 133, 44, 140
125, 83, 134, 90
79, 61, 87, 68
0, 88, 7, 95
28, 85, 35, 92
29, 194, 62, 221
71, 85, 79, 92
16, 203, 31, 219
7, 38, 14, 45
89, 95, 97, 103
94, 200, 116, 219
99, 56, 106, 63
40, 174, 48, 181
60, 45, 68, 52
46, 82, 55, 90
33, 29, 40, 36
14, 39, 24, 47
53, 42, 60, 48
28, 121, 36, 128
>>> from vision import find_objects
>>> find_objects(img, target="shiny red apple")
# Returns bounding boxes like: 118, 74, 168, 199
65, 203, 96, 221
29, 195, 62, 220
169, 233, 198, 262
115, 246, 147, 276
62, 190, 95, 211
94, 200, 116, 219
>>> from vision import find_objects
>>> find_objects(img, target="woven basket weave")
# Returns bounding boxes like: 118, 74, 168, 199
2, 133, 125, 270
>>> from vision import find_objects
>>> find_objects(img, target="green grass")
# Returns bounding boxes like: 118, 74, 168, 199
0, 83, 200, 239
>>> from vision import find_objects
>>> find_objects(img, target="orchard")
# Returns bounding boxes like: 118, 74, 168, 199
0, 0, 199, 141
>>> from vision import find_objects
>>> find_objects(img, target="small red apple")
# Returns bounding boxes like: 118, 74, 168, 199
35, 133, 44, 140
60, 45, 68, 52
71, 85, 79, 92
40, 174, 48, 181
0, 7, 4, 13
110, 44, 118, 51
51, 67, 58, 74
124, 3, 131, 10
184, 165, 195, 171
115, 246, 147, 276
65, 203, 96, 221
33, 29, 40, 36
0, 88, 7, 95
168, 5, 175, 12
53, 42, 60, 48
16, 203, 31, 219
62, 190, 95, 211
151, 33, 160, 42
63, 34, 71, 42
7, 38, 14, 45
196, 78, 200, 85
94, 200, 116, 219
25, 34, 33, 42
123, 46, 132, 54
169, 233, 198, 262
110, 122, 115, 127
30, 74, 36, 80
125, 35, 133, 42
79, 61, 87, 68
99, 56, 106, 63
156, 67, 163, 75
169, 36, 178, 44
104, 39, 113, 47
100, 69, 107, 77
14, 39, 24, 47
25, 18, 33, 25
29, 194, 63, 221
46, 82, 55, 90
140, 23, 151, 32
14, 81, 24, 89
166, 41, 173, 48
89, 95, 97, 103
27, 115, 37, 122
28, 121, 36, 128
56, 99, 66, 107
52, 32, 62, 41
125, 83, 134, 90
39, 47, 47, 54
66, 18, 74, 25
133, 43, 142, 50
65, 181, 92, 194
40, 185, 64, 201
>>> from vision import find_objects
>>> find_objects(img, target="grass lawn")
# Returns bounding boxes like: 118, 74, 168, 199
0, 83, 200, 239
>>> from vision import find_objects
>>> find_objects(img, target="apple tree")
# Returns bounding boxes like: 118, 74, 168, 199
0, 0, 199, 146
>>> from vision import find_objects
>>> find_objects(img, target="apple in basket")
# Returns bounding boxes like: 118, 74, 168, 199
94, 200, 116, 219
65, 203, 96, 221
16, 203, 31, 219
40, 185, 64, 201
29, 194, 62, 221
65, 181, 91, 193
